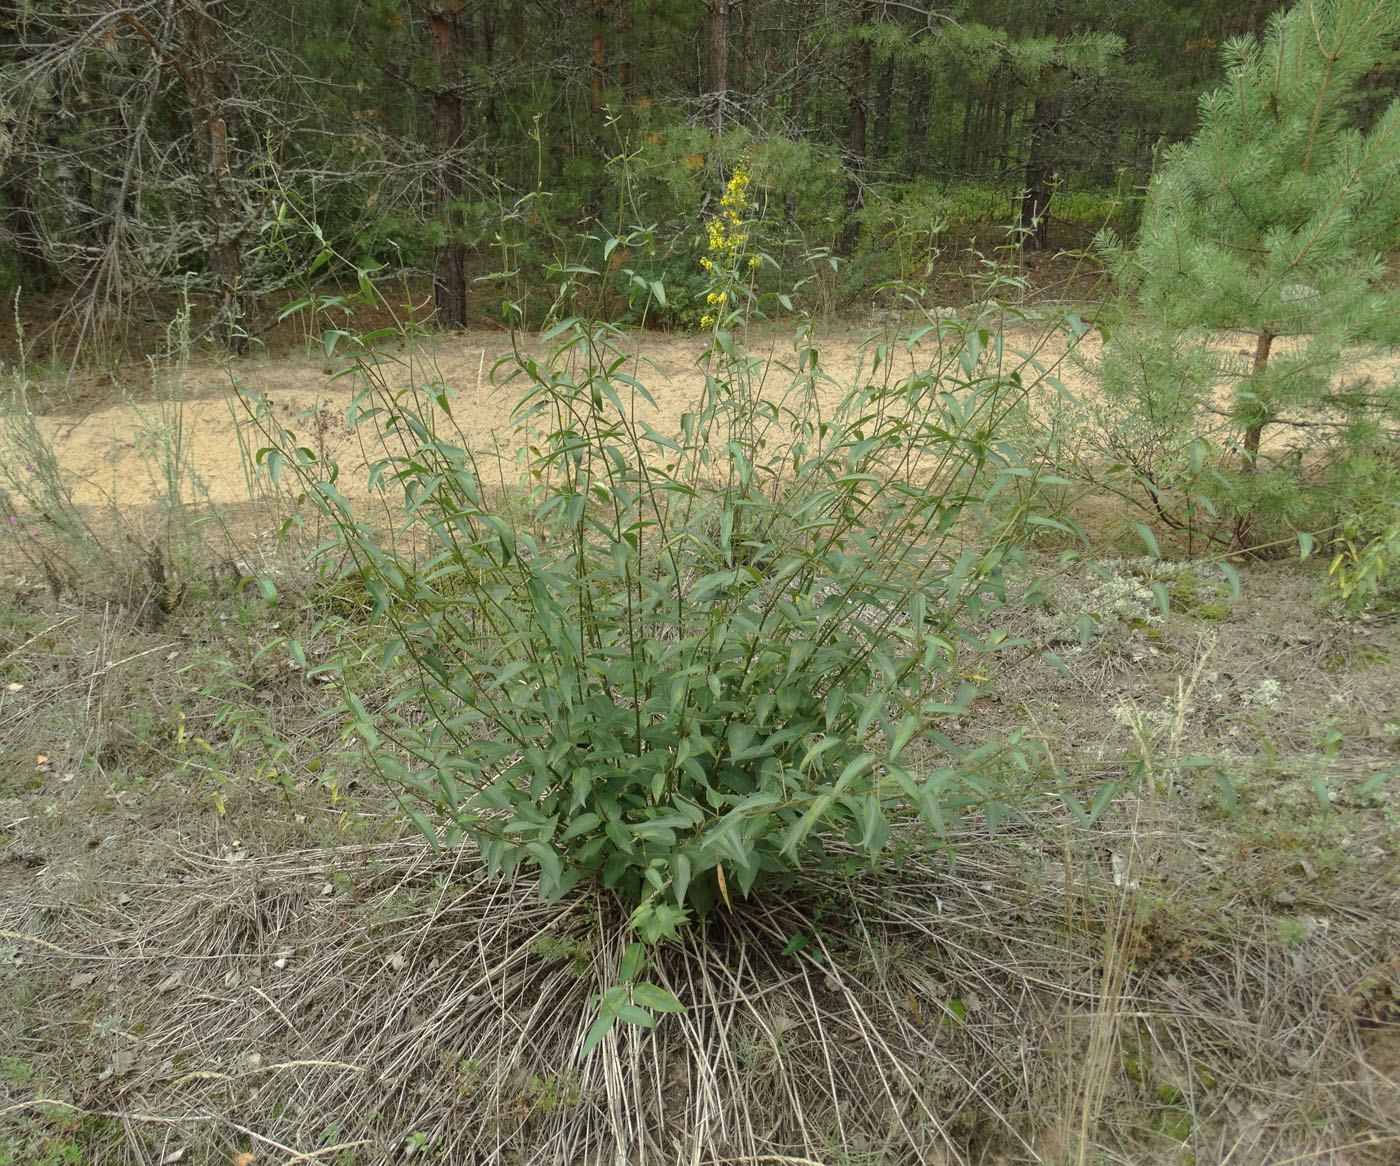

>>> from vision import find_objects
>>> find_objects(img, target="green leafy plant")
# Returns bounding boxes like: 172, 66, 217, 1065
1330, 504, 1400, 612
245, 179, 1085, 1048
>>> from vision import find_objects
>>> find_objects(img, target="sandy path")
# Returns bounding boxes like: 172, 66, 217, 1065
29, 320, 1088, 513
19, 319, 1396, 519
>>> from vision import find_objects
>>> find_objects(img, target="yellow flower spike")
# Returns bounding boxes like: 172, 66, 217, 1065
701, 159, 755, 288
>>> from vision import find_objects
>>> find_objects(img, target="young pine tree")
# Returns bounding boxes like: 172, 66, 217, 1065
1098, 0, 1400, 549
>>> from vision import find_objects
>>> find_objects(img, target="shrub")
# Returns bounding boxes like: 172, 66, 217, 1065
247, 187, 1081, 959
1330, 500, 1400, 613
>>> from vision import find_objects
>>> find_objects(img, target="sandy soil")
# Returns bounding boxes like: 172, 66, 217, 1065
15, 316, 1400, 523
24, 319, 1087, 512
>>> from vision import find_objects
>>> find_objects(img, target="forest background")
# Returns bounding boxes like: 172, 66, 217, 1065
0, 0, 1354, 353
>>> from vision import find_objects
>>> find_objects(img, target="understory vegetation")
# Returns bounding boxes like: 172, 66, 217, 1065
3, 4, 1400, 1164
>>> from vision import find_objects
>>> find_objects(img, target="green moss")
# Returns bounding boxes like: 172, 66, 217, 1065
0, 1057, 33, 1085
1328, 644, 1390, 672
531, 934, 592, 975
1153, 1107, 1193, 1141
1168, 571, 1201, 608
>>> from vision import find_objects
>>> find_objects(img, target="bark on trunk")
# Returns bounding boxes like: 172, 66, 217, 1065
739, 0, 756, 97
179, 0, 244, 353
618, 1, 632, 91
1230, 331, 1274, 551
958, 87, 975, 171
1020, 73, 1061, 252
591, 0, 607, 115
840, 0, 871, 254
1001, 79, 1016, 175
789, 7, 808, 136
0, 2, 51, 292
478, 7, 497, 142
1240, 332, 1273, 475
904, 62, 930, 177
705, 0, 730, 135
871, 50, 894, 168
1021, 4, 1067, 252
1, 169, 51, 293
429, 1, 467, 329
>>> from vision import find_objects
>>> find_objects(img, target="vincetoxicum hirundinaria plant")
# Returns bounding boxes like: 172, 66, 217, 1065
245, 183, 1075, 1048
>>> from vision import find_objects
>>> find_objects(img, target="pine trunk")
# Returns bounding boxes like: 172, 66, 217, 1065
905, 62, 930, 177
0, 1, 50, 292
1020, 72, 1060, 252
1230, 331, 1274, 551
592, 0, 607, 115
840, 0, 871, 254
479, 7, 497, 142
2, 171, 50, 294
430, 1, 467, 329
1001, 81, 1016, 175
871, 50, 894, 168
618, 1, 632, 91
1241, 332, 1273, 475
739, 0, 756, 98
705, 0, 730, 135
180, 1, 245, 353
959, 88, 975, 171
789, 3, 809, 136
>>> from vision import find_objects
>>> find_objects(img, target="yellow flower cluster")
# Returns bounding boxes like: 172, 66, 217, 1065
699, 162, 755, 326
701, 164, 752, 273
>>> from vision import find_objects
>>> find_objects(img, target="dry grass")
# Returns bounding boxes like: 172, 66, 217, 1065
3, 317, 1399, 1164
3, 791, 1398, 1165
2, 543, 1398, 1165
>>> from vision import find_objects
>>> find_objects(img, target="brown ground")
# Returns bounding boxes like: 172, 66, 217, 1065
24, 315, 1400, 543
22, 316, 1077, 511
3, 298, 1400, 1164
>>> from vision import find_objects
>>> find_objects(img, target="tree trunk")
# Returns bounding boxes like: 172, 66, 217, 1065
592, 0, 607, 116
739, 0, 756, 99
705, 0, 730, 136
1020, 70, 1061, 252
1021, 3, 1068, 252
1241, 332, 1273, 474
0, 1, 52, 292
618, 1, 632, 91
871, 49, 894, 169
179, 0, 245, 353
959, 86, 976, 172
429, 1, 467, 329
789, 3, 809, 136
984, 77, 999, 171
1, 161, 51, 294
840, 0, 871, 254
1001, 78, 1016, 175
479, 7, 498, 144
1230, 330, 1274, 550
905, 62, 930, 177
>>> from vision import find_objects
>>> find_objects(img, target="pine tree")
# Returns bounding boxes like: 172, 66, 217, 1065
1098, 0, 1400, 548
